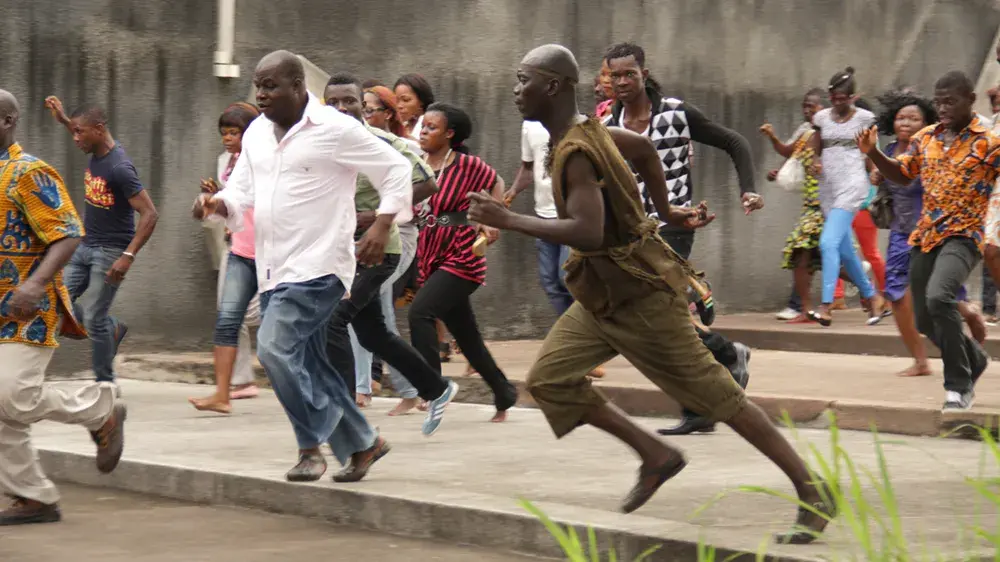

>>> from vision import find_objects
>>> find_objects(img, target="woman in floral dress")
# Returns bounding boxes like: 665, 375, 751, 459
779, 125, 824, 322
762, 89, 826, 322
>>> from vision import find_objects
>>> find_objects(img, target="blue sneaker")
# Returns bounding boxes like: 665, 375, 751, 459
422, 380, 458, 436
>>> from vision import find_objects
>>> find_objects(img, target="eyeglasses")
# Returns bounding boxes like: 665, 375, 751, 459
363, 107, 386, 117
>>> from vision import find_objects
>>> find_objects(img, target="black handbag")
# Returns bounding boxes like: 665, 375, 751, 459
868, 184, 894, 229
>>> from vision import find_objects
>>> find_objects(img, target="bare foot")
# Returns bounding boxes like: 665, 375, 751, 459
896, 363, 932, 377
587, 366, 606, 378
388, 397, 420, 416
491, 410, 508, 423
464, 363, 477, 376
417, 401, 429, 412
188, 396, 232, 414
229, 384, 259, 400
774, 481, 836, 545
355, 394, 372, 408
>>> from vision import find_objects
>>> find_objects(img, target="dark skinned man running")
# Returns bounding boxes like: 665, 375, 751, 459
0, 89, 126, 526
468, 44, 833, 545
193, 51, 400, 483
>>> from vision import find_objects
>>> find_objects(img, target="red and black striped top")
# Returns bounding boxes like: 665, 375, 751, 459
416, 153, 497, 286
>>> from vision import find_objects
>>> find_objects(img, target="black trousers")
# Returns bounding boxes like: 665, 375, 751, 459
326, 253, 449, 402
910, 237, 987, 394
660, 229, 741, 418
409, 269, 517, 411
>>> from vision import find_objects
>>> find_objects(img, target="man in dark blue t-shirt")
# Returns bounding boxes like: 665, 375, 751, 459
45, 97, 159, 383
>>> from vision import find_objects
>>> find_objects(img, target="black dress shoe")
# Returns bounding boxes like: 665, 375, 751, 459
657, 416, 716, 435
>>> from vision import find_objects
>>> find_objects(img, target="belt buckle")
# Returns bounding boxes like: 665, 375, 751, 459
425, 215, 437, 228
438, 214, 451, 226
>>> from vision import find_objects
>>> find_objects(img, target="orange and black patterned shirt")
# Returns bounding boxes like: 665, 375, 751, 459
0, 143, 84, 347
898, 116, 1000, 252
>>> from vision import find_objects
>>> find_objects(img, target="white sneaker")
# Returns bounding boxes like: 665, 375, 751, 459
942, 390, 975, 412
775, 307, 799, 321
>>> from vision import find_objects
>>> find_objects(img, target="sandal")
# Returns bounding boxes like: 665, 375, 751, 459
774, 481, 837, 545
806, 310, 832, 327
621, 456, 688, 514
786, 314, 813, 324
861, 295, 887, 326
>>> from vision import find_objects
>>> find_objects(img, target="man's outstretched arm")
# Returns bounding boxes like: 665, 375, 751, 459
469, 151, 605, 250
607, 127, 716, 229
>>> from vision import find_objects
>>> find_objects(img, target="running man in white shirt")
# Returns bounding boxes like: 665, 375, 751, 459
506, 120, 607, 378
192, 51, 411, 483
507, 121, 572, 314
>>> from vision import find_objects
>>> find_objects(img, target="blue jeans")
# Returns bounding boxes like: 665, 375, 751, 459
536, 238, 573, 315
63, 244, 124, 383
214, 253, 258, 347
258, 275, 376, 466
820, 208, 876, 303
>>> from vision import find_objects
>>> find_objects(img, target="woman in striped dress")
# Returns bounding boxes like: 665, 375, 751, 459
410, 103, 518, 422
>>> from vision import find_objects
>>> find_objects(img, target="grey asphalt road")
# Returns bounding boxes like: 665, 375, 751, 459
0, 484, 551, 562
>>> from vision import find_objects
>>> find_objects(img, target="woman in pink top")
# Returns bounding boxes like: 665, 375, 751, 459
190, 102, 261, 414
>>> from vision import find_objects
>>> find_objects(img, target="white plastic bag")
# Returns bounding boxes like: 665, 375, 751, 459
775, 157, 806, 193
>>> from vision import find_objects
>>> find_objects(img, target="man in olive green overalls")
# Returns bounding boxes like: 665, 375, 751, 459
468, 44, 834, 545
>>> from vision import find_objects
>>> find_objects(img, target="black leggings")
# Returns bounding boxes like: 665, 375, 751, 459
409, 269, 517, 411
326, 255, 448, 402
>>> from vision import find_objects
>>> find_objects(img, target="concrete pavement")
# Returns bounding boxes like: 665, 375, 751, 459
30, 379, 998, 561
712, 311, 1000, 359
3, 484, 543, 562
115, 343, 1000, 439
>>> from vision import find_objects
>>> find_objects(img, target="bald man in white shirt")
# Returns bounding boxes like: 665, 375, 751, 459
193, 51, 411, 484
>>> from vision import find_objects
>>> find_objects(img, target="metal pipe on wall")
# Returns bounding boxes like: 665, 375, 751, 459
214, 0, 240, 78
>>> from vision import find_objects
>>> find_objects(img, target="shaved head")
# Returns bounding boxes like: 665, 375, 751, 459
514, 45, 582, 123
520, 44, 580, 84
0, 89, 19, 149
256, 50, 305, 82
0, 89, 19, 121
253, 50, 308, 126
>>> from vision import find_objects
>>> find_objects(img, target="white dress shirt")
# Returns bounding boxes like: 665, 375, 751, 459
215, 94, 413, 293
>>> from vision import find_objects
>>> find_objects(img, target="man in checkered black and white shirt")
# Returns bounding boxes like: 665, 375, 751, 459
602, 42, 763, 436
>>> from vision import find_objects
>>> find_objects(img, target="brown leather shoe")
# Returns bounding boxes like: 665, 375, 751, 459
0, 497, 61, 526
333, 437, 391, 483
91, 402, 127, 473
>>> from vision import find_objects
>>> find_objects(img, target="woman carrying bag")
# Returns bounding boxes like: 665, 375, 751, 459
769, 97, 824, 323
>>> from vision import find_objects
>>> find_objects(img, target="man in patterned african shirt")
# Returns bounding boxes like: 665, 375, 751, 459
0, 89, 126, 526
861, 71, 1000, 412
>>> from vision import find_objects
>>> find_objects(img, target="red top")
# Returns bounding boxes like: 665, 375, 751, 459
416, 153, 497, 286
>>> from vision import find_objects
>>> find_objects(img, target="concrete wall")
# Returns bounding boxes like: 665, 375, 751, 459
1, 0, 998, 356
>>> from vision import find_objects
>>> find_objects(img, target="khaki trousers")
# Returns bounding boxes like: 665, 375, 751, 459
526, 289, 747, 438
0, 344, 115, 504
